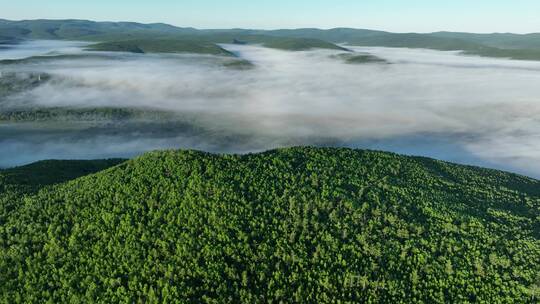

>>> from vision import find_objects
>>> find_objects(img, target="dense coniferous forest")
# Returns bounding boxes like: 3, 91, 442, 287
0, 147, 539, 303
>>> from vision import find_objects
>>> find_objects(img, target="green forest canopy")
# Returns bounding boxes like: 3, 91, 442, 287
1, 147, 539, 303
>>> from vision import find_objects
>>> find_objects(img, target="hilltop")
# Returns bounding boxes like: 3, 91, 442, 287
1, 147, 538, 302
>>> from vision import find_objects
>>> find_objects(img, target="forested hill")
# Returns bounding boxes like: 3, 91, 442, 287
1, 147, 539, 303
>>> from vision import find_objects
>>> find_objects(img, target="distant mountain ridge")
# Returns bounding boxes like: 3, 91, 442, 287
2, 19, 540, 59
1, 19, 539, 46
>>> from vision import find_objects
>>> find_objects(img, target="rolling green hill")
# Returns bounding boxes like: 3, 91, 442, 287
88, 39, 235, 56
260, 37, 348, 51
1, 147, 539, 303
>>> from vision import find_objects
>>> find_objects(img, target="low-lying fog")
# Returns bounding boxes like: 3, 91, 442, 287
0, 40, 88, 60
2, 40, 540, 178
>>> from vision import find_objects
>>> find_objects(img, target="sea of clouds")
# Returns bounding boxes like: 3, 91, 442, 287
2, 40, 540, 178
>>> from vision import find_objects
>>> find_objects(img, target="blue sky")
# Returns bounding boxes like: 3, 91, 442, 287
3, 0, 539, 33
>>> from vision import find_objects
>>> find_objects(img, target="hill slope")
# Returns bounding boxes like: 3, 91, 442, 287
260, 37, 348, 51
88, 39, 234, 56
0, 158, 126, 231
0, 158, 125, 190
1, 147, 539, 303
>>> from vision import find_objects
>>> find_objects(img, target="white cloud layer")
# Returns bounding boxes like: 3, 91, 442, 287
2, 41, 540, 178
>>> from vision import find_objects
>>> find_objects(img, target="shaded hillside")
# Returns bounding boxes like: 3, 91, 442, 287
88, 39, 234, 56
0, 147, 538, 302
0, 158, 125, 192
261, 37, 348, 51
0, 158, 125, 228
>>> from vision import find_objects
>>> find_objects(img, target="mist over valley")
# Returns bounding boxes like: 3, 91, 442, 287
2, 39, 540, 177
